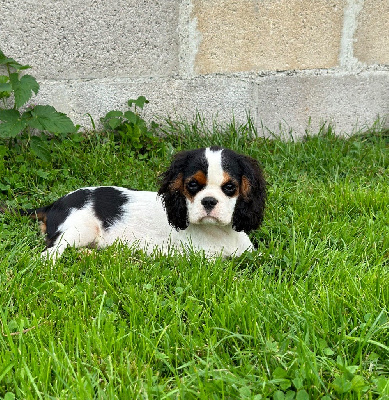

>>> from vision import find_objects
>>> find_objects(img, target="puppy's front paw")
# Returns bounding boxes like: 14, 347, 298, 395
41, 248, 58, 264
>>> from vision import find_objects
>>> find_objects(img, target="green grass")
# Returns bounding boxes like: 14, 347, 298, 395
0, 119, 388, 399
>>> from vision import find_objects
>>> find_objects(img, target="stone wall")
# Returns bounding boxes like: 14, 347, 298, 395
1, 0, 388, 137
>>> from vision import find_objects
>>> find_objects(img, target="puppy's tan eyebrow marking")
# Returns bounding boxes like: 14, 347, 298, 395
189, 171, 207, 186
222, 172, 238, 185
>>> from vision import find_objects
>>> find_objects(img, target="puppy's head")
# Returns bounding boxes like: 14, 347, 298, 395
158, 147, 266, 233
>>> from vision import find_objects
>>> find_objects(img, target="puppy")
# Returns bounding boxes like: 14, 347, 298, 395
8, 147, 266, 261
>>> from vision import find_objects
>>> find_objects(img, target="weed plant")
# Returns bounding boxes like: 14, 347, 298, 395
0, 50, 76, 162
0, 119, 388, 399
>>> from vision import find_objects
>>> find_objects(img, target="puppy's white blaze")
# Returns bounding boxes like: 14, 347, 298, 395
205, 148, 224, 186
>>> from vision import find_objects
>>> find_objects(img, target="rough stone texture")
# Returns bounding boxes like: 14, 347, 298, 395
253, 72, 389, 136
34, 76, 255, 131
0, 0, 180, 79
354, 0, 389, 65
0, 0, 388, 137
193, 0, 345, 74
34, 72, 389, 138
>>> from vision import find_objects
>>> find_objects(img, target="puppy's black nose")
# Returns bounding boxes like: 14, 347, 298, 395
201, 196, 218, 212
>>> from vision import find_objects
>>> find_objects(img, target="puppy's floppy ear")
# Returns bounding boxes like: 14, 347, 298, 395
158, 152, 190, 230
232, 155, 266, 234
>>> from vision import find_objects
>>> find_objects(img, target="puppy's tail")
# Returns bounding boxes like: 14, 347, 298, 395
0, 203, 52, 222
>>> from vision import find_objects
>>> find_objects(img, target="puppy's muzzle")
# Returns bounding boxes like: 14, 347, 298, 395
201, 196, 218, 213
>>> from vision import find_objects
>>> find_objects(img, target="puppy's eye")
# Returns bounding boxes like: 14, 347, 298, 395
222, 182, 237, 196
186, 180, 202, 194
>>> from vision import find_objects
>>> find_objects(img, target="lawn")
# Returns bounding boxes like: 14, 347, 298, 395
0, 118, 388, 399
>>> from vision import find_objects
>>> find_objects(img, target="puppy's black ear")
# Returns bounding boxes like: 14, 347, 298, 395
232, 155, 266, 234
158, 152, 189, 230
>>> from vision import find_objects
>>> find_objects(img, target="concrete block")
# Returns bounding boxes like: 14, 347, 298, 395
354, 0, 389, 65
253, 72, 389, 137
0, 0, 180, 79
193, 0, 345, 74
33, 71, 389, 138
34, 75, 255, 130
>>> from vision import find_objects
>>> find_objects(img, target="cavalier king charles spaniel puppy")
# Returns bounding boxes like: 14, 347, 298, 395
14, 147, 266, 262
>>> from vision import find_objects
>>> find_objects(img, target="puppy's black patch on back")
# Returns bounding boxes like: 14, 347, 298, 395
93, 187, 128, 229
45, 189, 92, 247
62, 189, 91, 209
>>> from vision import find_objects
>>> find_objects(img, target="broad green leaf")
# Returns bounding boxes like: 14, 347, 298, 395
296, 390, 309, 400
9, 73, 39, 108
323, 347, 334, 355
350, 375, 367, 393
285, 391, 295, 400
108, 117, 122, 130
0, 109, 25, 138
0, 54, 19, 65
29, 136, 52, 162
280, 379, 292, 391
127, 98, 136, 108
0, 50, 30, 70
273, 391, 285, 400
128, 96, 149, 109
331, 376, 352, 394
0, 109, 20, 122
0, 49, 8, 63
0, 83, 12, 92
4, 392, 16, 400
135, 95, 149, 109
28, 105, 76, 134
273, 367, 288, 379
292, 377, 303, 390
103, 110, 123, 119
124, 110, 138, 124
